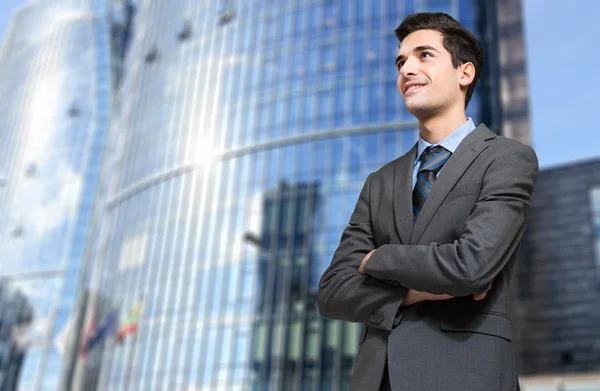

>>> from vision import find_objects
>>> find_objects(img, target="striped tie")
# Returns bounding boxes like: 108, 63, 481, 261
413, 145, 451, 224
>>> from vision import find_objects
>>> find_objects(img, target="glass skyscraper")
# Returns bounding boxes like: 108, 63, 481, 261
0, 0, 130, 389
73, 0, 530, 390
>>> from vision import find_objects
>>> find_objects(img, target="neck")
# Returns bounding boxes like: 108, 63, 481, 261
418, 110, 468, 144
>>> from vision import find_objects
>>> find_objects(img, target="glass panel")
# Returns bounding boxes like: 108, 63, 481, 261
590, 187, 600, 275
326, 320, 342, 350
253, 323, 267, 361
270, 322, 285, 357
305, 318, 322, 361
427, 0, 453, 14
343, 321, 361, 356
288, 320, 303, 361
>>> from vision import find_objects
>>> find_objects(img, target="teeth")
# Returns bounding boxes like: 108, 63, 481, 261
407, 84, 424, 92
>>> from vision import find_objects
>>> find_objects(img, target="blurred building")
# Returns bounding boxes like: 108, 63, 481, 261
515, 158, 600, 375
491, 0, 531, 144
75, 1, 532, 390
520, 372, 600, 391
0, 283, 33, 391
0, 0, 131, 389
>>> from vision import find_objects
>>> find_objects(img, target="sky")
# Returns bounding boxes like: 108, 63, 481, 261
0, 0, 21, 46
523, 0, 600, 168
0, 0, 597, 170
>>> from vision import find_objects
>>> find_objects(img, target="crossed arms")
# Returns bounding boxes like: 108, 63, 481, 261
316, 144, 538, 331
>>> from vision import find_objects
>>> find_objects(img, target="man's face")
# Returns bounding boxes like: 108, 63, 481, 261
395, 29, 465, 119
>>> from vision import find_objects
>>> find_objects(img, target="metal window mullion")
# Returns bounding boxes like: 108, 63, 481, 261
161, 7, 203, 386
211, 162, 241, 388
208, 11, 247, 384
145, 2, 187, 383
123, 8, 170, 388
192, 162, 225, 387
276, 179, 301, 390
177, 1, 214, 385
223, 155, 253, 390
94, 202, 125, 390
152, 7, 199, 390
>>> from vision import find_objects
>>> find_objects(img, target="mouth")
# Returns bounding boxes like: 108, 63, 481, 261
404, 83, 427, 95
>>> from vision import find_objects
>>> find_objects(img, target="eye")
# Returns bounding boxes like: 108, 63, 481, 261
396, 61, 405, 71
421, 51, 433, 59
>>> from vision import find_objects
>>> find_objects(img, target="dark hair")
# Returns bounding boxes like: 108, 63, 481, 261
395, 12, 483, 108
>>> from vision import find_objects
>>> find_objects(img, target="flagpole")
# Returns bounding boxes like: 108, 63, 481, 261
34, 307, 58, 390
123, 329, 138, 387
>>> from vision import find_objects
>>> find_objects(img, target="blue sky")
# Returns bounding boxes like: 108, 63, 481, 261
0, 1, 597, 169
0, 0, 21, 45
523, 0, 600, 168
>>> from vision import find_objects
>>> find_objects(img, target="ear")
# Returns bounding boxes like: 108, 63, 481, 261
458, 62, 475, 89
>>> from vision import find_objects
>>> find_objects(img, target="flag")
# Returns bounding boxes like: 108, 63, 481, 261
81, 309, 118, 357
116, 302, 142, 344
79, 312, 95, 359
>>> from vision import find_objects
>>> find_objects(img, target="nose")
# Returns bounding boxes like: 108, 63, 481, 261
399, 56, 419, 79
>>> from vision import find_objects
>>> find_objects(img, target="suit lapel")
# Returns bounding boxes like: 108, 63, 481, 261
409, 124, 496, 244
393, 142, 418, 244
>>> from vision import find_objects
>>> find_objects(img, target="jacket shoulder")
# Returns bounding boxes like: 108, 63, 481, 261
487, 135, 538, 162
369, 148, 414, 181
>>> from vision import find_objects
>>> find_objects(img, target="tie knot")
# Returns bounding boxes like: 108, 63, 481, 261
419, 145, 451, 174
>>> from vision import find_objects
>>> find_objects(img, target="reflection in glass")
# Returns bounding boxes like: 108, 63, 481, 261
0, 282, 32, 391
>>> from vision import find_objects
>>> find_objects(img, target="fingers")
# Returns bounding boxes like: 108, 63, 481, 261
473, 283, 493, 301
427, 293, 454, 301
473, 292, 487, 301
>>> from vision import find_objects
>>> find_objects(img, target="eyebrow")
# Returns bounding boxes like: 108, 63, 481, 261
395, 45, 440, 67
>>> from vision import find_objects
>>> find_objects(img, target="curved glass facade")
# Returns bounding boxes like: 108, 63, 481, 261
81, 1, 498, 390
0, 1, 119, 389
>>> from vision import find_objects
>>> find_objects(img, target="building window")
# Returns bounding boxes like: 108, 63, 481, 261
590, 186, 600, 277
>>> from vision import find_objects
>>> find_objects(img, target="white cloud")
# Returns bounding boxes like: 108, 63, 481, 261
10, 161, 83, 240
4, 60, 85, 242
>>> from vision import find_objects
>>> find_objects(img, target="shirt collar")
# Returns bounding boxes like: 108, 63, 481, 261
414, 118, 476, 165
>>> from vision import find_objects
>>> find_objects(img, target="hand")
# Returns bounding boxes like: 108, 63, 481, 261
473, 283, 493, 301
358, 249, 376, 274
401, 289, 453, 307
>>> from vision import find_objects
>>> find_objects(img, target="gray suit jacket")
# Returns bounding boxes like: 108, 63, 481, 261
317, 124, 538, 391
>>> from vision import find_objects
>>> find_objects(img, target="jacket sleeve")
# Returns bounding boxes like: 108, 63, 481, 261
317, 173, 407, 332
364, 144, 539, 297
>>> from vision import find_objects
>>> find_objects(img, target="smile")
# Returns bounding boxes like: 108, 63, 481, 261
404, 84, 427, 94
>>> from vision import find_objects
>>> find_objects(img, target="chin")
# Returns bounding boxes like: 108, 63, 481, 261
405, 103, 435, 119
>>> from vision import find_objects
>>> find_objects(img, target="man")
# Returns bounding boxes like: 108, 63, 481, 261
317, 13, 538, 391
